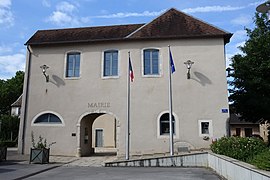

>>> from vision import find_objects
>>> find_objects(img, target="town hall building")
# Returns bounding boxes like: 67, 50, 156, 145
18, 8, 232, 157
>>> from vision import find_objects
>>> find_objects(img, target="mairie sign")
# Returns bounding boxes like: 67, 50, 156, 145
88, 102, 110, 108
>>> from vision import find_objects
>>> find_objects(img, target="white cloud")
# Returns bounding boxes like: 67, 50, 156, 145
235, 41, 245, 48
0, 0, 13, 28
182, 5, 244, 13
94, 9, 166, 18
0, 53, 25, 79
182, 2, 264, 14
47, 11, 79, 26
248, 1, 265, 7
0, 0, 11, 8
46, 1, 80, 27
231, 30, 247, 42
231, 15, 252, 26
56, 1, 76, 13
226, 53, 234, 68
0, 45, 12, 54
42, 0, 51, 8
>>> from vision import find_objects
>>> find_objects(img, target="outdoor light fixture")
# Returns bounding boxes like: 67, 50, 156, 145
184, 60, 194, 79
226, 67, 234, 77
40, 64, 49, 82
256, 0, 270, 21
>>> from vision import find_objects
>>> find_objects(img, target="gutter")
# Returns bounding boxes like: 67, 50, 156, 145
20, 45, 32, 154
25, 33, 233, 46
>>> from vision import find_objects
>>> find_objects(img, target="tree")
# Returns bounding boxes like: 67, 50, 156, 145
229, 13, 270, 122
0, 71, 24, 116
0, 71, 24, 143
0, 115, 20, 141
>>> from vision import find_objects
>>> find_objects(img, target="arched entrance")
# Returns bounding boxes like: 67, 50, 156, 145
76, 112, 118, 157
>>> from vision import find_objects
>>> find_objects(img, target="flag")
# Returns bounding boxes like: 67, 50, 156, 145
129, 56, 134, 82
169, 48, 175, 74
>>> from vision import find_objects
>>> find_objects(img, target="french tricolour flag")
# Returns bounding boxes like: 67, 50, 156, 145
129, 56, 134, 82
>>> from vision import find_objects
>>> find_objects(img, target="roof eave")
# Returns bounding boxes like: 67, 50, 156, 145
25, 34, 232, 46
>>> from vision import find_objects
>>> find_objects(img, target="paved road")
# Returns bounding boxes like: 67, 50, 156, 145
0, 148, 222, 180
0, 164, 221, 180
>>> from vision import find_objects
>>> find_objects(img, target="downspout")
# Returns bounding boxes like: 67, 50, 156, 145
20, 45, 32, 154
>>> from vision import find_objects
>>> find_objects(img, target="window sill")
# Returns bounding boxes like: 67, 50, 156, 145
31, 123, 65, 127
142, 74, 161, 78
64, 77, 81, 80
157, 134, 177, 139
199, 134, 210, 137
102, 76, 119, 80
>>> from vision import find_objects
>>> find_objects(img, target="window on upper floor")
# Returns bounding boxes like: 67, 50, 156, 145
34, 113, 62, 124
143, 49, 160, 76
66, 52, 80, 78
103, 50, 118, 77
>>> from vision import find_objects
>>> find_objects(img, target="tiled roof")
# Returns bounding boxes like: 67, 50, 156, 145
25, 8, 232, 45
25, 24, 144, 45
230, 114, 259, 125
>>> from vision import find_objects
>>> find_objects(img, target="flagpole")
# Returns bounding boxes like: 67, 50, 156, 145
168, 45, 174, 156
126, 51, 131, 160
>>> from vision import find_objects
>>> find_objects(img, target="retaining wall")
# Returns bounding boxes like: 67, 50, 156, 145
208, 153, 270, 180
105, 152, 208, 167
105, 152, 270, 180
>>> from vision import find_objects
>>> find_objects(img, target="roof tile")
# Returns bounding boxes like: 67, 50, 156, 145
26, 8, 232, 45
128, 8, 231, 42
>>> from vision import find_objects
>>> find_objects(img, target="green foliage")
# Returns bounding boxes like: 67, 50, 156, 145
0, 71, 24, 116
31, 132, 47, 149
229, 13, 270, 122
249, 149, 270, 171
210, 136, 267, 162
0, 115, 20, 141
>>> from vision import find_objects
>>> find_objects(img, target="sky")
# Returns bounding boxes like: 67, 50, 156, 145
0, 0, 265, 79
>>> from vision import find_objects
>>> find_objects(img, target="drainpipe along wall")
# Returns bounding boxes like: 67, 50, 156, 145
18, 45, 32, 154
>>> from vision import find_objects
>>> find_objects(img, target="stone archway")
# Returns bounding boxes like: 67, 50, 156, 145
76, 112, 118, 157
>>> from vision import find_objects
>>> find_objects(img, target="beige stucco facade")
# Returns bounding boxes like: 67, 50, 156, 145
18, 38, 229, 157
230, 125, 260, 137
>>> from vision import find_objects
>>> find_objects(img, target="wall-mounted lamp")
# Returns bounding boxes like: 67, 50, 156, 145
226, 67, 234, 77
184, 60, 194, 79
256, 0, 270, 21
40, 64, 49, 82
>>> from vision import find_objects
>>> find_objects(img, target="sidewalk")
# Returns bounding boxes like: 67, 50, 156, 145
5, 148, 208, 165
5, 148, 118, 166
0, 148, 223, 180
0, 148, 118, 180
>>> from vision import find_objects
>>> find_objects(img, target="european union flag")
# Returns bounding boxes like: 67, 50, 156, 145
169, 48, 175, 74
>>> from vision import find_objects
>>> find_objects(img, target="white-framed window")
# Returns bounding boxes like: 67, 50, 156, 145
157, 111, 179, 139
66, 52, 81, 78
32, 111, 65, 127
198, 120, 213, 137
160, 113, 175, 135
142, 49, 161, 76
103, 50, 118, 77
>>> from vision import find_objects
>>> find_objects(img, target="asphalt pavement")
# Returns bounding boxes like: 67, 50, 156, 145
0, 148, 222, 180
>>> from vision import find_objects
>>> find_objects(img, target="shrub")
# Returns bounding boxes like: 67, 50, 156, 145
249, 149, 270, 171
210, 136, 267, 162
0, 140, 17, 147
31, 132, 47, 149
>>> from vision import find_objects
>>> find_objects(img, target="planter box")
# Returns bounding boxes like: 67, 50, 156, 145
0, 146, 7, 161
30, 148, 50, 164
